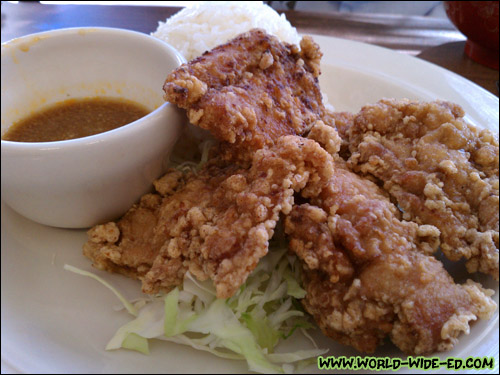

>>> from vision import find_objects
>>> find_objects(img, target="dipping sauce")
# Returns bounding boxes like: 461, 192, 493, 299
2, 97, 150, 142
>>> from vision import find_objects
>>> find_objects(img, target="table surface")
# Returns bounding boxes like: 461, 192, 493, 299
1, 2, 498, 96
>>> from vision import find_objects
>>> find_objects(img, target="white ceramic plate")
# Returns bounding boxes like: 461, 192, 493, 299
1, 34, 499, 374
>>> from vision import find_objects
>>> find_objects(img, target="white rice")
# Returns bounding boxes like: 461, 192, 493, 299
152, 1, 300, 61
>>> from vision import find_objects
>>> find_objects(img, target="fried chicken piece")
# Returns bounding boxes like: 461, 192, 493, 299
163, 29, 326, 161
84, 136, 333, 299
284, 146, 496, 354
85, 154, 287, 298
344, 99, 499, 279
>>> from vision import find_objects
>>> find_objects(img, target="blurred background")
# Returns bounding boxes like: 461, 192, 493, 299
2, 1, 498, 93
267, 1, 447, 17
29, 1, 448, 18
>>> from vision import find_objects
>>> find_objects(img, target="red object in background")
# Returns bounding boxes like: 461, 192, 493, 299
444, 1, 499, 70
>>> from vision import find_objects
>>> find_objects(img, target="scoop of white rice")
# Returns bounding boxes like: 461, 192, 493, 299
152, 1, 300, 61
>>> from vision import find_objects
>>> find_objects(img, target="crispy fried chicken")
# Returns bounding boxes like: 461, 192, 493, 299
163, 28, 326, 162
85, 152, 290, 298
283, 140, 496, 354
84, 135, 334, 298
343, 99, 499, 279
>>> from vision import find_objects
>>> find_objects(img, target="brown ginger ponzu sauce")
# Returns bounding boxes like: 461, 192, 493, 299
2, 97, 150, 142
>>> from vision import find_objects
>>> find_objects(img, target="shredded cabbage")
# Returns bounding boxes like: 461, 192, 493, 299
65, 246, 327, 373
63, 264, 138, 316
169, 139, 215, 174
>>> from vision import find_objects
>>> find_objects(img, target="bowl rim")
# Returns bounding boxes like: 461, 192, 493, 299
1, 26, 186, 151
